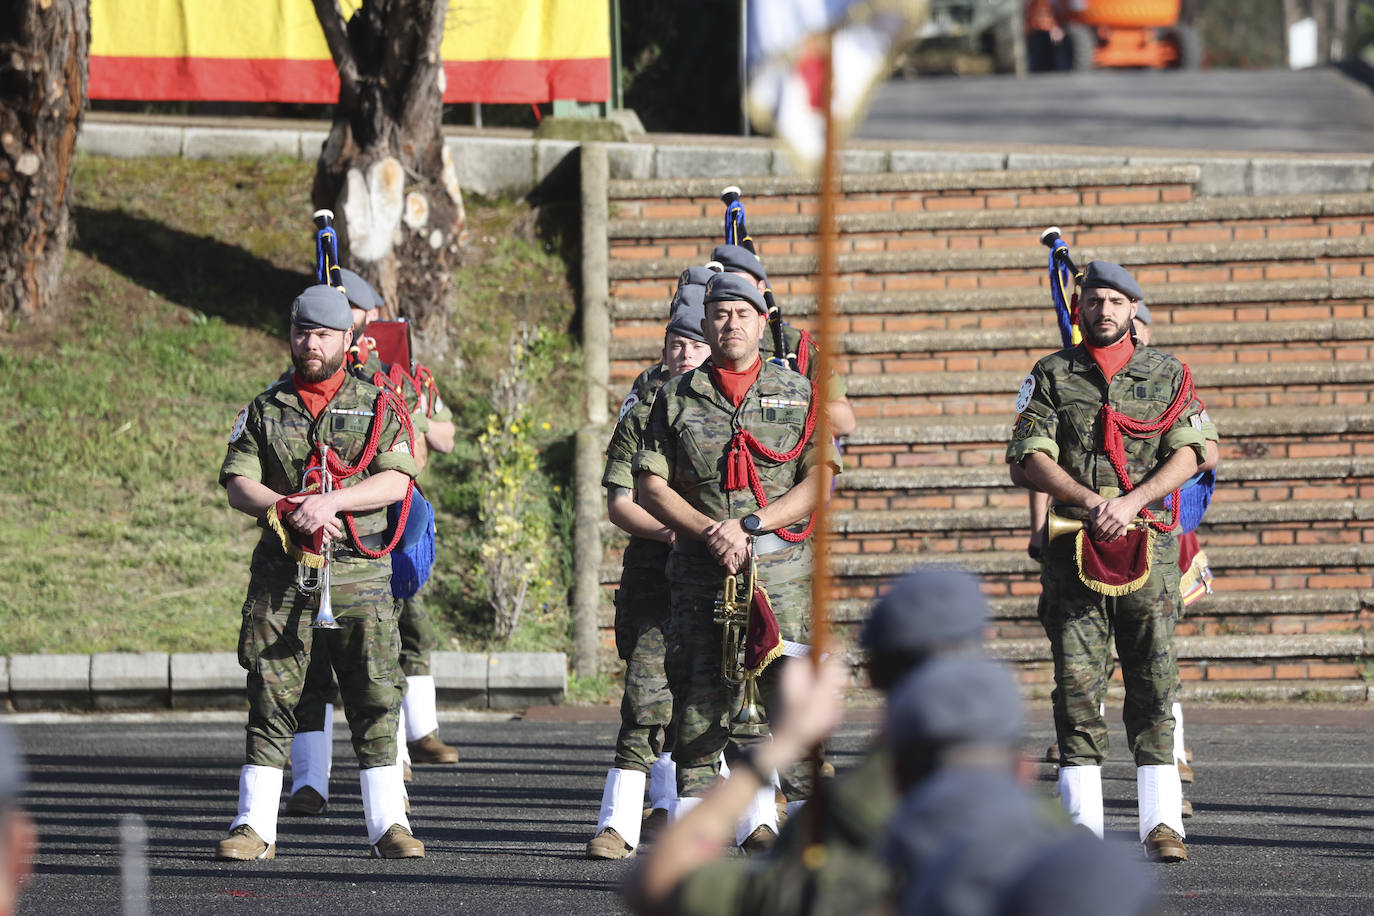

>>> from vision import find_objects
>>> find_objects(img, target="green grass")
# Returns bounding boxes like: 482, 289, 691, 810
0, 155, 580, 657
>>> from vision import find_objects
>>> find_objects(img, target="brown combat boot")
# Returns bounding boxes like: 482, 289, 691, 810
408, 731, 460, 765
1181, 798, 1194, 819
1044, 743, 1060, 764
402, 761, 413, 782
740, 825, 776, 855
1177, 759, 1195, 783
586, 827, 635, 859
215, 825, 275, 860
284, 786, 327, 817
371, 824, 425, 858
640, 809, 669, 844
1144, 824, 1188, 863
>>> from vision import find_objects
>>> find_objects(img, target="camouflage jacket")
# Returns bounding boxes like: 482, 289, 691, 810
604, 363, 673, 571
634, 359, 840, 524
1006, 343, 1207, 493
220, 372, 418, 583
346, 346, 453, 436
761, 322, 847, 400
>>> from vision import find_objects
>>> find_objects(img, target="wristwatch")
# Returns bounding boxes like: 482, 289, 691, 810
741, 513, 763, 534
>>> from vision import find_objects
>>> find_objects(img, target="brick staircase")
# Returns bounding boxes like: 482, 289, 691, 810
598, 158, 1374, 701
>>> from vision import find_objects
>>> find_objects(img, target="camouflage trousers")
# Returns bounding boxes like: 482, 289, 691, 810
399, 586, 439, 677
238, 572, 403, 769
1038, 531, 1182, 768
666, 543, 816, 801
611, 565, 675, 774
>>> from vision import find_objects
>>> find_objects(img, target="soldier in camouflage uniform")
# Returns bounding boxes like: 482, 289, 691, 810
216, 285, 423, 860
287, 271, 458, 818
586, 283, 713, 860
1006, 261, 1210, 863
635, 272, 841, 852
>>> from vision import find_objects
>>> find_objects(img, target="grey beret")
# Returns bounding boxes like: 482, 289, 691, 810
0, 723, 24, 805
669, 282, 707, 321
337, 268, 382, 311
860, 566, 989, 656
711, 243, 767, 283
1134, 301, 1152, 325
679, 265, 718, 289
666, 296, 707, 344
290, 284, 353, 331
885, 656, 1024, 748
1081, 260, 1144, 301
703, 272, 767, 314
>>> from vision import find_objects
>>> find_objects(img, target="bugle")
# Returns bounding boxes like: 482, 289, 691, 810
712, 560, 767, 727
1046, 507, 1146, 543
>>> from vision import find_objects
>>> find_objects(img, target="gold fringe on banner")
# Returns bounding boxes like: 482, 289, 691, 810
1074, 527, 1156, 597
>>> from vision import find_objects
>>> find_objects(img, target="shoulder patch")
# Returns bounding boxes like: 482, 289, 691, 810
1013, 414, 1034, 440
390, 439, 411, 455
1191, 414, 1203, 431
1015, 375, 1036, 414
228, 407, 248, 444
618, 390, 640, 422
1200, 408, 1211, 425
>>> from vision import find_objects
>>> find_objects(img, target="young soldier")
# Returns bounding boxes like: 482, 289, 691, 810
634, 272, 841, 851
587, 289, 713, 859
217, 285, 421, 859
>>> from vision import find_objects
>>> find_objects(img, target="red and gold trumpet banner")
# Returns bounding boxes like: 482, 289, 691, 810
89, 0, 609, 103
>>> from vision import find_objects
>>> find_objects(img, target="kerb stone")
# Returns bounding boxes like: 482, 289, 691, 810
79, 122, 183, 158
608, 143, 654, 180
890, 150, 1007, 173
431, 652, 489, 709
1250, 158, 1373, 196
183, 128, 297, 160
1006, 152, 1128, 170
448, 136, 535, 197
0, 658, 9, 712
171, 652, 245, 709
654, 145, 772, 180
299, 129, 330, 162
91, 652, 170, 710
10, 654, 90, 711
487, 652, 567, 709
1129, 155, 1248, 196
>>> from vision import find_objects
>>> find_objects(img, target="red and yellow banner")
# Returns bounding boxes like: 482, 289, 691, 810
90, 0, 609, 103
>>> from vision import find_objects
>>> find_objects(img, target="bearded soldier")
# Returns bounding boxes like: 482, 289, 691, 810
1007, 261, 1212, 863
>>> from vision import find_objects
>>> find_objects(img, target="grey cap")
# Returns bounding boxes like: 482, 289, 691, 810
1134, 301, 1152, 324
337, 268, 382, 311
679, 265, 718, 289
860, 566, 989, 656
290, 284, 353, 331
996, 831, 1157, 916
703, 272, 767, 314
666, 295, 707, 344
711, 243, 767, 283
885, 656, 1024, 748
1081, 260, 1144, 301
0, 723, 25, 805
669, 281, 706, 319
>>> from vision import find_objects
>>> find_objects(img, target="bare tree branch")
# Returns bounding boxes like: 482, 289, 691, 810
312, 0, 360, 104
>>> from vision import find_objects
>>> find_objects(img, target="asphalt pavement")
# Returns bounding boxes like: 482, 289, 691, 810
9, 703, 1374, 915
859, 66, 1374, 153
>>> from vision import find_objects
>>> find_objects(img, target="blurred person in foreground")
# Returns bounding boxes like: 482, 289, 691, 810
0, 724, 35, 916
625, 565, 989, 915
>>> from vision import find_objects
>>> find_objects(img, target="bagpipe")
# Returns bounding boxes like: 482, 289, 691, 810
312, 209, 434, 599
720, 186, 811, 376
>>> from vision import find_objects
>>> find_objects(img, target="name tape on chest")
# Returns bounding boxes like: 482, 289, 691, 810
1015, 375, 1035, 414
228, 407, 249, 444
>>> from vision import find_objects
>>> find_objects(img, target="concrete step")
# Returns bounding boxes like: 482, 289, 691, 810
837, 454, 1374, 494
607, 236, 1374, 295
609, 317, 1374, 364
609, 191, 1374, 244
611, 277, 1374, 323
989, 632, 1370, 663
846, 404, 1374, 447
606, 165, 1200, 208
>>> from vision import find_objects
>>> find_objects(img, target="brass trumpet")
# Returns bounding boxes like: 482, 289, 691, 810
295, 445, 342, 630
1046, 508, 1146, 542
713, 559, 767, 727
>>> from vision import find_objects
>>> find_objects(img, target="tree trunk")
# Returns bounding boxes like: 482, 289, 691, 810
312, 0, 467, 360
0, 0, 89, 320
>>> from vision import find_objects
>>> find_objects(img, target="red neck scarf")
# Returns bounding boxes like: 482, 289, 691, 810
1084, 335, 1135, 383
293, 368, 346, 418
710, 356, 762, 407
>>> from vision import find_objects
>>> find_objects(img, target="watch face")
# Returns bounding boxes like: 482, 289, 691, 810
743, 514, 761, 533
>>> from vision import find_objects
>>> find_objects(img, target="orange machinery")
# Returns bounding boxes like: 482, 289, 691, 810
1028, 0, 1201, 70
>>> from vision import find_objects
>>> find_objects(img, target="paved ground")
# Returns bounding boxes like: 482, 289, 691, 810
859, 67, 1374, 153
9, 703, 1374, 915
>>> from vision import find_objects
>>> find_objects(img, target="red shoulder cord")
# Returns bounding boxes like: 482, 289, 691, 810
795, 328, 814, 377
724, 381, 819, 543
1099, 363, 1195, 534
311, 387, 416, 559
